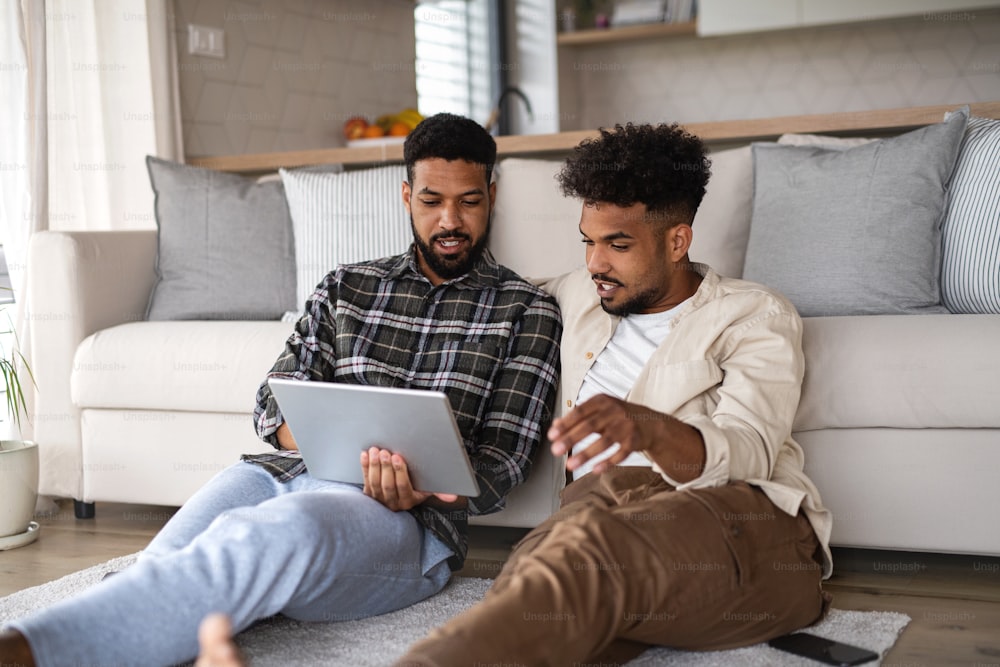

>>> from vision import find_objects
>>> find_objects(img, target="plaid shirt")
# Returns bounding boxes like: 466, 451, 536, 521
245, 246, 562, 570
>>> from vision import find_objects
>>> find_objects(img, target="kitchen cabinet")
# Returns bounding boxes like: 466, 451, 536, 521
698, 0, 797, 36
699, 0, 1000, 35
556, 20, 696, 46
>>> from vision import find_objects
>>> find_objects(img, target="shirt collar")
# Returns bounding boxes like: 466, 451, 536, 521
685, 262, 719, 312
385, 243, 503, 289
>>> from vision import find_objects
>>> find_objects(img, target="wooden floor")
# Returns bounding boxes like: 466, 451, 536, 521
3, 500, 999, 665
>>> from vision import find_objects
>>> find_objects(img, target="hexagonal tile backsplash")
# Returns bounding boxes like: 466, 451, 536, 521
559, 10, 1000, 131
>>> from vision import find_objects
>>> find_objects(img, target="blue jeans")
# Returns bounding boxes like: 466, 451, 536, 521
9, 462, 454, 666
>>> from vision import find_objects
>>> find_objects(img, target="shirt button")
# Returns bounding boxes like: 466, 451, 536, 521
585, 351, 594, 359
566, 400, 573, 408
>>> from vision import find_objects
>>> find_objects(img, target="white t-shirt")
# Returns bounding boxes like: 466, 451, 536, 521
571, 299, 688, 479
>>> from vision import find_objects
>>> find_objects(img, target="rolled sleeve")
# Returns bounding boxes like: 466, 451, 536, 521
655, 309, 804, 490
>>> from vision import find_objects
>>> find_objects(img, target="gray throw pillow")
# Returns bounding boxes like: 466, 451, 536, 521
743, 107, 968, 317
145, 156, 296, 320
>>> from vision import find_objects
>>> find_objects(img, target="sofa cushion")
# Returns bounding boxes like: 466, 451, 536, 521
743, 107, 968, 317
280, 165, 412, 314
492, 151, 758, 281
941, 114, 1000, 314
72, 321, 291, 413
689, 146, 754, 278
490, 158, 584, 280
145, 157, 297, 321
795, 313, 1000, 432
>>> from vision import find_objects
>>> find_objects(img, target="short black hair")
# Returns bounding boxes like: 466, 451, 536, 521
557, 122, 710, 227
403, 113, 497, 186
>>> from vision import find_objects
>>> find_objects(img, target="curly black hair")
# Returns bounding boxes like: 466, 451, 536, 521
403, 113, 497, 185
557, 123, 710, 227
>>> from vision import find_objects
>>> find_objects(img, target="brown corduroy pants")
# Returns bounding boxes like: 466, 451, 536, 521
397, 468, 831, 667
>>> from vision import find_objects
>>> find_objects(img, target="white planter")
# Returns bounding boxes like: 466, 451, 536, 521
0, 440, 39, 540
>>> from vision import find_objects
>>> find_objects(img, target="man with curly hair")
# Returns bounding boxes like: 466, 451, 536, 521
396, 123, 833, 665
0, 114, 562, 667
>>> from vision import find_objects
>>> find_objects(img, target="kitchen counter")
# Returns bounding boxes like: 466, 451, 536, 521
187, 101, 1000, 175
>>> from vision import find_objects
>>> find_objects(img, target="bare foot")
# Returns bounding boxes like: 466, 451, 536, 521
195, 614, 245, 667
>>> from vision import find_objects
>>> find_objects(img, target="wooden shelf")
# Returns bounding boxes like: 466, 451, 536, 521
556, 20, 696, 46
187, 101, 1000, 175
189, 142, 404, 174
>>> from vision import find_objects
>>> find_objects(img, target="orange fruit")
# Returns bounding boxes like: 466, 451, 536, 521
362, 125, 385, 138
388, 122, 410, 137
342, 117, 369, 140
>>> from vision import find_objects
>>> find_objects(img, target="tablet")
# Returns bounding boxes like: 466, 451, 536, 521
267, 378, 481, 497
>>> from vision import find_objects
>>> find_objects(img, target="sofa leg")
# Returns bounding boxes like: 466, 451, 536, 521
74, 500, 95, 519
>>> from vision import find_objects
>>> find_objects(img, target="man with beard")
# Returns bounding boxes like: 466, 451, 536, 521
395, 122, 833, 665
0, 114, 562, 667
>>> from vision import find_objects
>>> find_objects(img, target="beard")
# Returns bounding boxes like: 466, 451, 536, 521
411, 215, 491, 282
593, 274, 663, 317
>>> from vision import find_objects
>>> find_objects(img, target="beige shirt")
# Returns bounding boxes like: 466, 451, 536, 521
541, 264, 833, 578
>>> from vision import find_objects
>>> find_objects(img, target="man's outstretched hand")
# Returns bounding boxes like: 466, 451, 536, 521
548, 394, 705, 483
361, 447, 459, 512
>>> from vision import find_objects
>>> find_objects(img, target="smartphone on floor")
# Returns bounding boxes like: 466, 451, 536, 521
768, 631, 879, 666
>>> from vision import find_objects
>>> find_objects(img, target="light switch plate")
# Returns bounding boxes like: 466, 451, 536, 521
188, 24, 225, 59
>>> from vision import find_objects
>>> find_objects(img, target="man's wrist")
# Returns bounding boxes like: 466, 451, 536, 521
275, 422, 298, 451
649, 417, 705, 483
423, 496, 468, 512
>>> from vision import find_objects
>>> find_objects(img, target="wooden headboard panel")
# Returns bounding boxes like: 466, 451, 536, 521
188, 101, 1000, 175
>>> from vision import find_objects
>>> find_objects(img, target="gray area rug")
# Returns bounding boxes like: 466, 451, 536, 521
0, 553, 909, 666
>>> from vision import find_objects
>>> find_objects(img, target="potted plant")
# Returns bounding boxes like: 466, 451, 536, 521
0, 299, 39, 550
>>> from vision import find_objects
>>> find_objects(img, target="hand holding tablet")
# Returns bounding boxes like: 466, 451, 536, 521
267, 379, 481, 497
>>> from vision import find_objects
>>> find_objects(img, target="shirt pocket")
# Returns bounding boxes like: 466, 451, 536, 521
637, 359, 724, 414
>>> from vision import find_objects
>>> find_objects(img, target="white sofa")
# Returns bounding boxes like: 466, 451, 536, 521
27, 226, 565, 528
28, 109, 1000, 554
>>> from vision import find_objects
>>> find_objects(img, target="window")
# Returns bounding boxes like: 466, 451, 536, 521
414, 0, 501, 127
0, 248, 12, 305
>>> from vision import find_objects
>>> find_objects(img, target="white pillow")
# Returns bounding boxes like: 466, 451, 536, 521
777, 133, 875, 148
280, 165, 412, 312
492, 151, 761, 281
489, 158, 584, 280
689, 146, 755, 278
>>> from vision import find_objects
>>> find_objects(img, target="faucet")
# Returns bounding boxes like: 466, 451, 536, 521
484, 86, 534, 134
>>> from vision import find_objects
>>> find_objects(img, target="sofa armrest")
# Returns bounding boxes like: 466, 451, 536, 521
27, 230, 157, 499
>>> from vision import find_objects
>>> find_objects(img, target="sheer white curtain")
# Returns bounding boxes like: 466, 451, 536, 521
47, 0, 181, 231
0, 0, 47, 441
0, 0, 182, 440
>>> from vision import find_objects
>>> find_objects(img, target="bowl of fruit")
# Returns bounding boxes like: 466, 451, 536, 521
344, 108, 425, 147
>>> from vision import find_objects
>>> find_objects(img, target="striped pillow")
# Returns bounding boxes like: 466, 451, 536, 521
941, 115, 1000, 314
280, 165, 412, 313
